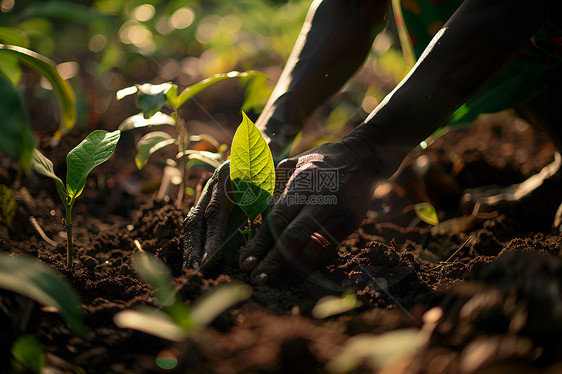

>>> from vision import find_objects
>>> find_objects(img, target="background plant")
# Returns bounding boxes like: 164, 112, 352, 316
117, 69, 268, 205
31, 130, 121, 268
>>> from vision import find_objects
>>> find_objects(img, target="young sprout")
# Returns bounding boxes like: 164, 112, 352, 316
116, 70, 268, 206
31, 130, 121, 268
229, 112, 276, 238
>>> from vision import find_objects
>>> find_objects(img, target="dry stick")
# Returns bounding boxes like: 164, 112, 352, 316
29, 216, 57, 247
444, 235, 473, 263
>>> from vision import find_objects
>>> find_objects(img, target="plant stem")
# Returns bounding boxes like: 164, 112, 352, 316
64, 204, 73, 268
175, 110, 189, 207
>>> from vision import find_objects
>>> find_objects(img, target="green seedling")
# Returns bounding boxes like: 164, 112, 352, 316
0, 42, 77, 170
0, 253, 86, 337
31, 130, 121, 268
311, 292, 362, 319
230, 112, 275, 238
113, 242, 252, 341
116, 70, 268, 205
414, 202, 439, 226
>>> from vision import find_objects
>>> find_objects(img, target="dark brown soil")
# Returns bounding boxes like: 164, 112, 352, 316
2, 112, 562, 373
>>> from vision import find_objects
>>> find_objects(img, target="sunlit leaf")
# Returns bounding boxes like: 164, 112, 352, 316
414, 202, 439, 226
312, 293, 362, 319
31, 149, 68, 203
189, 134, 221, 151
66, 130, 121, 203
174, 71, 265, 109
177, 150, 222, 168
190, 283, 252, 327
116, 85, 138, 101
11, 335, 45, 374
326, 329, 427, 373
240, 70, 270, 113
114, 307, 188, 342
0, 44, 76, 137
135, 131, 175, 170
0, 77, 35, 170
118, 112, 176, 131
230, 112, 275, 220
0, 253, 86, 337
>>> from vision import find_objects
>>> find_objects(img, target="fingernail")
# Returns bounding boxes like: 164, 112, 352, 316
192, 261, 200, 271
241, 256, 257, 272
254, 273, 269, 285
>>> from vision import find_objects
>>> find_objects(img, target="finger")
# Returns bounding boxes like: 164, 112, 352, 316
239, 201, 303, 273
249, 208, 322, 284
183, 177, 213, 269
198, 164, 233, 271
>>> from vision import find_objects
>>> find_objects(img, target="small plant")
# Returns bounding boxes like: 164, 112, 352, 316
113, 241, 252, 342
414, 202, 439, 226
229, 112, 276, 238
116, 70, 268, 205
31, 130, 121, 268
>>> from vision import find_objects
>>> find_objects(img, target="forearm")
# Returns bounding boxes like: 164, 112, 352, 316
342, 0, 556, 177
257, 0, 389, 161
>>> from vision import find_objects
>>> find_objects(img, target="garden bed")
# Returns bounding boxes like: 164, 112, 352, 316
2, 111, 562, 373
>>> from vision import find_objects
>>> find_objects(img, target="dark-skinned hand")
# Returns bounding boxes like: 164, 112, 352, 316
183, 141, 378, 284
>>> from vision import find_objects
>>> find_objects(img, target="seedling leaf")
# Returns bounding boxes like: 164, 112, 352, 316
230, 112, 275, 220
326, 329, 427, 373
190, 283, 252, 327
114, 307, 188, 342
0, 77, 35, 169
0, 185, 16, 228
0, 44, 76, 137
174, 71, 265, 109
135, 131, 175, 170
66, 130, 121, 203
136, 83, 173, 118
312, 292, 362, 319
0, 253, 86, 337
133, 250, 176, 307
31, 149, 67, 202
11, 335, 45, 374
414, 202, 439, 226
118, 112, 176, 131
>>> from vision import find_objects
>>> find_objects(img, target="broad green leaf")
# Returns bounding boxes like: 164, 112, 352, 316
230, 112, 275, 220
118, 112, 176, 131
0, 27, 29, 47
136, 83, 173, 119
414, 202, 439, 226
135, 131, 175, 170
0, 253, 86, 337
190, 283, 252, 327
11, 335, 45, 374
312, 293, 362, 319
0, 77, 35, 170
174, 71, 265, 109
114, 307, 188, 342
66, 130, 121, 203
0, 44, 76, 137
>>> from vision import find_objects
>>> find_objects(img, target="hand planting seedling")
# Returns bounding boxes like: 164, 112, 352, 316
116, 70, 268, 205
31, 130, 121, 268
230, 112, 276, 239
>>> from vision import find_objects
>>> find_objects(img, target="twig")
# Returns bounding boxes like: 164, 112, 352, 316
444, 235, 472, 263
29, 216, 57, 247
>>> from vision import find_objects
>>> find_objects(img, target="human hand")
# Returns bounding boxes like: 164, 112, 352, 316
239, 141, 379, 285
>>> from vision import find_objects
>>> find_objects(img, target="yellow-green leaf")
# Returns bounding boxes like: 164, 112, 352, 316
230, 112, 275, 220
414, 202, 439, 226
